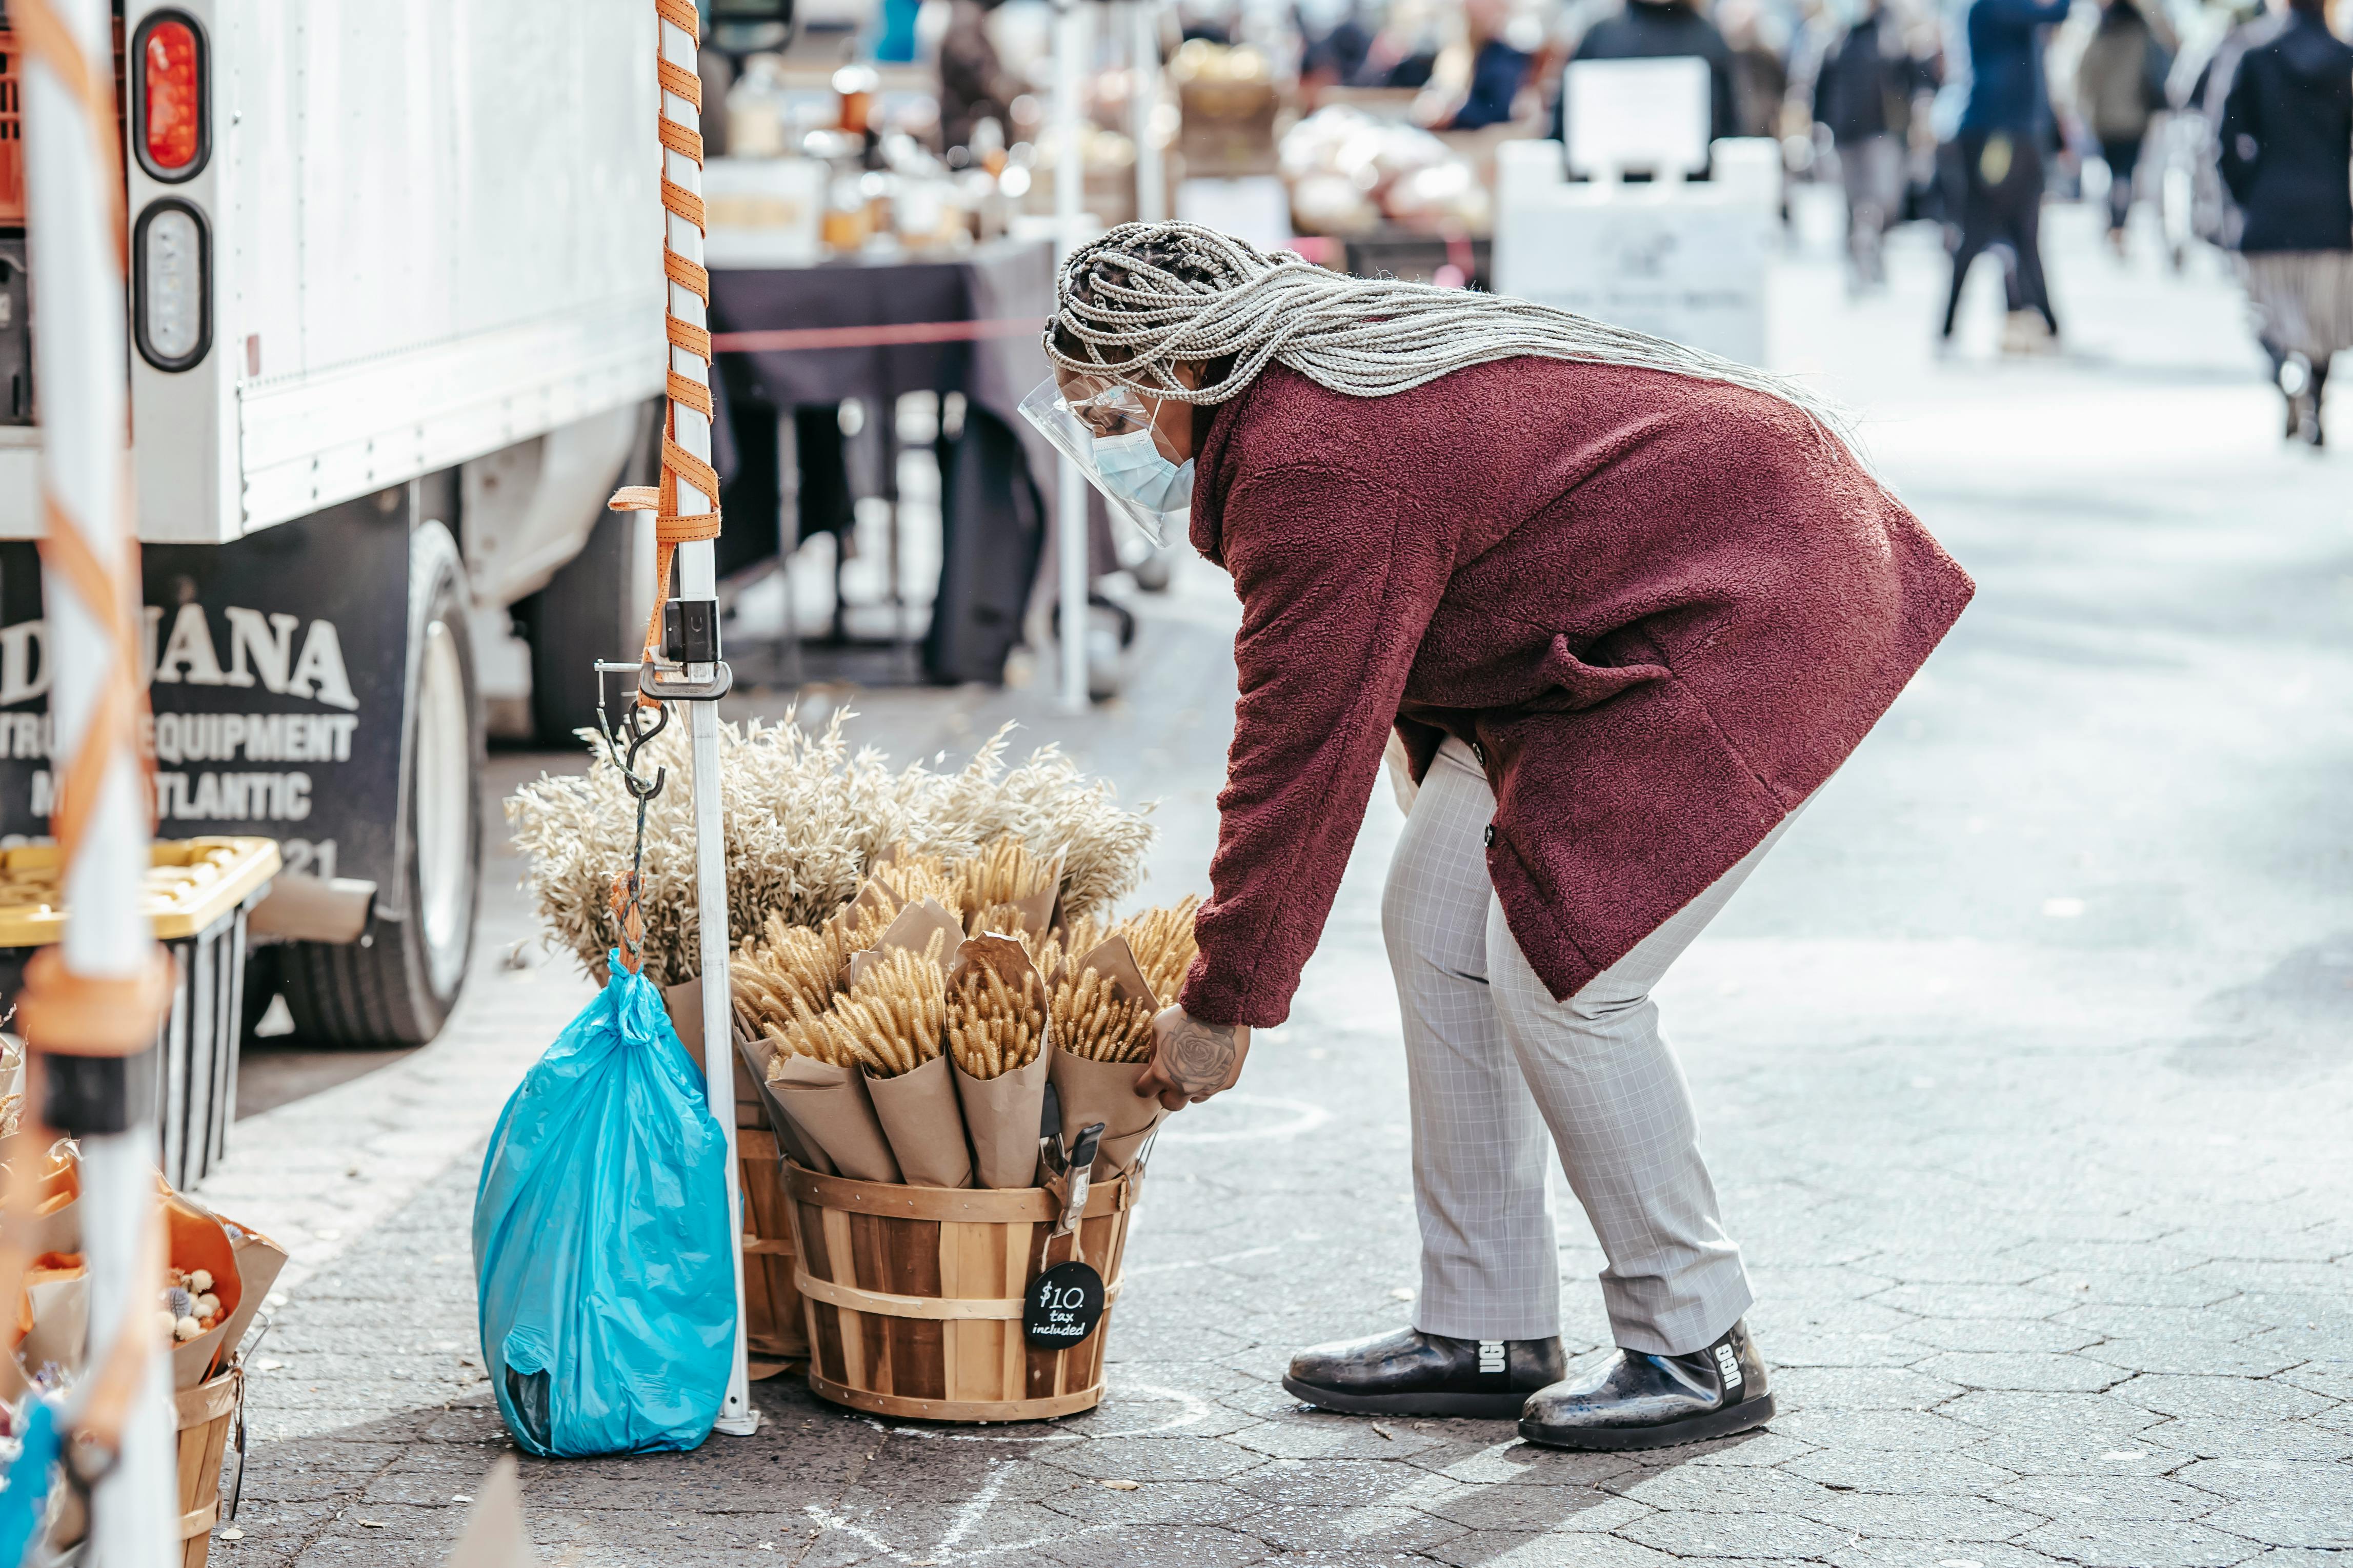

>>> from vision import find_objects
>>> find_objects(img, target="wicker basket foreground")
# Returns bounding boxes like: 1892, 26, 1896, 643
174, 1364, 240, 1567
784, 1163, 1137, 1422
733, 1051, 810, 1368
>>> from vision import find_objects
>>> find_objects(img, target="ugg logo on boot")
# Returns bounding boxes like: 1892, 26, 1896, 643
1478, 1341, 1505, 1374
1714, 1343, 1743, 1388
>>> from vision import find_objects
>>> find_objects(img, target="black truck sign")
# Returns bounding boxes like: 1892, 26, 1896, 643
0, 494, 412, 891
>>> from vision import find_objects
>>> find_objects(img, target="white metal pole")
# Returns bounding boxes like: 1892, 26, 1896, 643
19, 0, 176, 1557
1054, 0, 1093, 714
1131, 2, 1166, 225
79, 1144, 174, 1568
658, 1, 758, 1440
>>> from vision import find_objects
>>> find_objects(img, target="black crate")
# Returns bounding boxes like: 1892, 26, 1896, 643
0, 839, 276, 1189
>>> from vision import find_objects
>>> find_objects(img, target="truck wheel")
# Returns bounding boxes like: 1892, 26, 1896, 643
279, 523, 482, 1046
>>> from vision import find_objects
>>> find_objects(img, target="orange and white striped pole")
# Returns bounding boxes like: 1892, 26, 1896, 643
610, 0, 758, 1438
14, 0, 178, 1559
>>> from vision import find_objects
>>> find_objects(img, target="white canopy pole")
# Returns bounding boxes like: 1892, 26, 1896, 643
1132, 2, 1167, 225
17, 0, 177, 1559
656, 0, 758, 1440
1054, 0, 1094, 714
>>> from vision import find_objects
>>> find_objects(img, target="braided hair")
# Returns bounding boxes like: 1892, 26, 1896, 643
1045, 221, 1857, 453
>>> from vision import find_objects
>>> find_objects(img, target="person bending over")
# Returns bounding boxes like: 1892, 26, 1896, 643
1032, 223, 1973, 1450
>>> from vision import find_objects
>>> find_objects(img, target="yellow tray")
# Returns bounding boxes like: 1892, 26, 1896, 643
0, 838, 282, 947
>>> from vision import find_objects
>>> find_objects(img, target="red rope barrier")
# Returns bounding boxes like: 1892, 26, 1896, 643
709, 316, 1048, 353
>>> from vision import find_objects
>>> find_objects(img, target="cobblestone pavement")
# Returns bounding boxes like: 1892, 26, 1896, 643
210, 208, 2352, 1566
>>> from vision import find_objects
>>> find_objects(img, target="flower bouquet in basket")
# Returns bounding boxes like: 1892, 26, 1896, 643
732, 835, 1203, 1190
1, 1134, 287, 1559
508, 712, 1200, 1190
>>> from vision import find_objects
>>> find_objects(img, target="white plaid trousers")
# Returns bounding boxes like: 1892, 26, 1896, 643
1382, 737, 1789, 1355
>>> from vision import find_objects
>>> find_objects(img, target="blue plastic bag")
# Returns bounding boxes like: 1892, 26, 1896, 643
474, 954, 735, 1457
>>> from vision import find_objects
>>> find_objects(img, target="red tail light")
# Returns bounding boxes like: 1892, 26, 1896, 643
137, 15, 204, 179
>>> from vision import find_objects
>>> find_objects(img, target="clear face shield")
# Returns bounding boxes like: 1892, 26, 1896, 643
1017, 376, 1194, 548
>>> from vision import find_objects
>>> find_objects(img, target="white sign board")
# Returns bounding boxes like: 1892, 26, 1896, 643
1176, 176, 1295, 253
702, 157, 829, 269
1563, 57, 1712, 179
1496, 193, 1773, 366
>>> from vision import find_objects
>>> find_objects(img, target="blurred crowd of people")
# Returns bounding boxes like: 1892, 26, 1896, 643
742, 0, 2349, 445
1282, 0, 2350, 440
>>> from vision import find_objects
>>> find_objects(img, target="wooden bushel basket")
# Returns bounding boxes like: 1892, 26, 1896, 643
174, 1363, 241, 1568
733, 1052, 810, 1367
784, 1164, 1137, 1422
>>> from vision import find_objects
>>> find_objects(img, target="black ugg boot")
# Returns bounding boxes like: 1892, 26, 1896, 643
1518, 1319, 1775, 1451
1283, 1328, 1566, 1419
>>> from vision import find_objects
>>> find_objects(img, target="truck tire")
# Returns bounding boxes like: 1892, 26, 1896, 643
521, 508, 653, 746
279, 522, 482, 1045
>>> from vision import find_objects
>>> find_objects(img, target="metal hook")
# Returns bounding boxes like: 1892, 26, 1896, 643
620, 701, 669, 802
593, 662, 669, 803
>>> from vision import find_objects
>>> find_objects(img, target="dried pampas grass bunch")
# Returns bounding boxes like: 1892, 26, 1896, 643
506, 710, 1156, 987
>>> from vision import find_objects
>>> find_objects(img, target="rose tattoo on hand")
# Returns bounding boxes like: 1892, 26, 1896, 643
1136, 1007, 1252, 1111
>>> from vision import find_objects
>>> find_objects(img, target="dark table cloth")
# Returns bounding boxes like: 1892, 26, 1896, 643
707, 240, 1062, 684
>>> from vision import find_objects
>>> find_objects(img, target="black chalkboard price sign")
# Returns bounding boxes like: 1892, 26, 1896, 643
1023, 1261, 1106, 1349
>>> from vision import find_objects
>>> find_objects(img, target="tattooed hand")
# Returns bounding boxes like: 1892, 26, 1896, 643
1136, 1007, 1252, 1111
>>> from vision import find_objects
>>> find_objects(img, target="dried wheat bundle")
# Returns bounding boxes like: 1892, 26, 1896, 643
1117, 896, 1201, 1005
738, 919, 843, 1014
1052, 964, 1157, 1063
871, 854, 965, 917
830, 934, 950, 1078
760, 990, 858, 1071
966, 899, 1038, 942
946, 964, 1047, 1080
1032, 914, 1107, 986
924, 735, 1156, 928
508, 711, 1156, 988
959, 834, 1052, 911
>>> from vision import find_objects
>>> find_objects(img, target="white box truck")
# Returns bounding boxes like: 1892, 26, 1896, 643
0, 0, 776, 1045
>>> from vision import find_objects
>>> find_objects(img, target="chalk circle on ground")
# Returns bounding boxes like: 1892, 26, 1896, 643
871, 1381, 1214, 1443
1154, 1091, 1332, 1145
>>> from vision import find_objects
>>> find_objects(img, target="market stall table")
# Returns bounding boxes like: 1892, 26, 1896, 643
708, 239, 1060, 686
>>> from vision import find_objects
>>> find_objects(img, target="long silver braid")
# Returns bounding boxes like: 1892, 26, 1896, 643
1045, 221, 1858, 454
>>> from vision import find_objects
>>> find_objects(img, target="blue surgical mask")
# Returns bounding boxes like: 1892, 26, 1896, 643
1091, 426, 1195, 515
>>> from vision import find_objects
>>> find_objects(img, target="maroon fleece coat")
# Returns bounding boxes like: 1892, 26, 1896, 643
1173, 359, 1974, 1029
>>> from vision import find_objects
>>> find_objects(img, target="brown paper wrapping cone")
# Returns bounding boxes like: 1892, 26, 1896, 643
864, 1052, 975, 1189
163, 1188, 240, 1388
952, 1049, 1050, 1189
768, 1055, 902, 1183
214, 1215, 288, 1365
1048, 1049, 1169, 1177
662, 977, 705, 1074
741, 1033, 835, 1173
844, 898, 963, 987
941, 933, 1050, 1189
18, 1272, 86, 1379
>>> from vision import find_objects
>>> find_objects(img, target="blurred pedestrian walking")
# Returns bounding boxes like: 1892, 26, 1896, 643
1438, 0, 1539, 129
1560, 0, 1741, 146
1940, 0, 2070, 350
1816, 0, 1931, 289
938, 0, 1023, 152
2218, 0, 2352, 445
2075, 0, 2178, 255
1720, 0, 1794, 138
